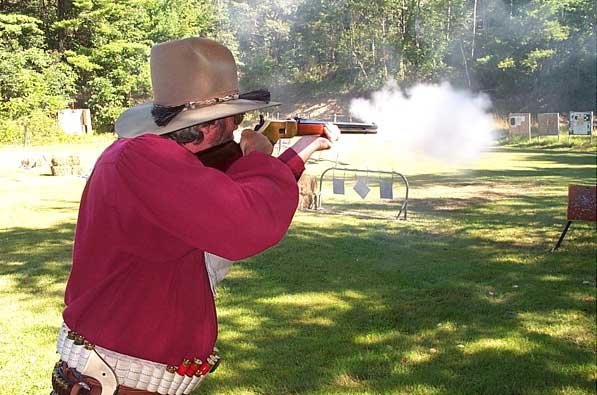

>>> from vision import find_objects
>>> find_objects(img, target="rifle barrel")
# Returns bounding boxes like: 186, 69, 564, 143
295, 118, 377, 135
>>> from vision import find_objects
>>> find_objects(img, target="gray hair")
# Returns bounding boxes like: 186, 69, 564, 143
162, 123, 209, 144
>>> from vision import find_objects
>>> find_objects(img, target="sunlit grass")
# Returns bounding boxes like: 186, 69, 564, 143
1, 139, 595, 395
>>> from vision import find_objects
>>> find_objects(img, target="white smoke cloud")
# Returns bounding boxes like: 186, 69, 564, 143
350, 80, 495, 164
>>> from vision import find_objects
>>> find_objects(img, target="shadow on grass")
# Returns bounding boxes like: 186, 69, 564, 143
2, 147, 595, 395
317, 191, 588, 253
204, 147, 596, 395
204, 213, 595, 395
5, 213, 593, 394
1, 223, 74, 300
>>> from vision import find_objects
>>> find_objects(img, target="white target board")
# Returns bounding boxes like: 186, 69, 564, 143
58, 109, 93, 135
569, 112, 593, 135
508, 113, 531, 137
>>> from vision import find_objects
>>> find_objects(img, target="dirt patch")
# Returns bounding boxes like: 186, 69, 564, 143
270, 84, 370, 121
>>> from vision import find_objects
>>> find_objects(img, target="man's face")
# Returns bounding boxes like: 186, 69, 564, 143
183, 116, 237, 153
211, 116, 236, 146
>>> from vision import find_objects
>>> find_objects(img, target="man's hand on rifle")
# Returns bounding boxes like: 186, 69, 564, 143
290, 122, 340, 163
240, 122, 339, 162
240, 129, 274, 156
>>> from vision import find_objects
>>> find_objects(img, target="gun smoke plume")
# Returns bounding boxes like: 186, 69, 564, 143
350, 80, 495, 164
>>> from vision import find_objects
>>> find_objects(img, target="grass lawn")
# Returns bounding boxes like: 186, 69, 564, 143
0, 137, 595, 395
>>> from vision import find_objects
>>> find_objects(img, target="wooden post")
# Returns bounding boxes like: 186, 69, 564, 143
23, 122, 30, 147
591, 115, 594, 143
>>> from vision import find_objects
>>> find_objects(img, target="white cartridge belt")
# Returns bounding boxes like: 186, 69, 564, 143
56, 322, 219, 395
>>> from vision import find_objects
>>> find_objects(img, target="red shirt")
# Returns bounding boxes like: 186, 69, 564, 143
63, 134, 304, 365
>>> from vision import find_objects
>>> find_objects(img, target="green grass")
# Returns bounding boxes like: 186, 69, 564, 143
498, 133, 597, 152
1, 139, 595, 395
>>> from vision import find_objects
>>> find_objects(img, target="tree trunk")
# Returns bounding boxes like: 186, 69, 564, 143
446, 0, 451, 40
415, 0, 421, 49
381, 17, 388, 80
471, 0, 477, 58
56, 0, 71, 52
460, 41, 471, 88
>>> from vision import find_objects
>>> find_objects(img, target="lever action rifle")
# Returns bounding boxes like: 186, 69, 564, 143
196, 115, 377, 170
255, 115, 377, 144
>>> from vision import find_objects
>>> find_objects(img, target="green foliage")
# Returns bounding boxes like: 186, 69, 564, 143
0, 14, 45, 50
0, 110, 67, 145
0, 118, 22, 145
0, 48, 76, 116
521, 49, 556, 72
52, 0, 217, 131
471, 0, 596, 112
0, 0, 594, 139
0, 0, 217, 138
147, 0, 215, 43
84, 41, 151, 128
85, 77, 126, 131
0, 14, 76, 128
51, 0, 153, 130
25, 110, 71, 144
219, 0, 595, 113
64, 51, 101, 72
497, 57, 516, 70
500, 133, 597, 151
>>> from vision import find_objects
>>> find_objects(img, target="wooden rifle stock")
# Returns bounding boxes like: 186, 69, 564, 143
194, 139, 242, 171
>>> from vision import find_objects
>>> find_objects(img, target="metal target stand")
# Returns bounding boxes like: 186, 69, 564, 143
551, 184, 596, 251
316, 167, 409, 220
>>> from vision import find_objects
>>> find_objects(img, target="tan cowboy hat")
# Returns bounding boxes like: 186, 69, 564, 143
115, 37, 279, 138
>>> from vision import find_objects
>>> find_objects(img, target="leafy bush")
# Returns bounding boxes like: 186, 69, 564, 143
0, 110, 118, 146
25, 111, 69, 144
0, 119, 22, 145
2, 111, 65, 145
0, 13, 77, 145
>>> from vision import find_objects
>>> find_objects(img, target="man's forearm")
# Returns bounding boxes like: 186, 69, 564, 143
290, 136, 325, 163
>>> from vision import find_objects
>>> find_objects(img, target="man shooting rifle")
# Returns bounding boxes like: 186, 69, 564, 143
52, 37, 339, 395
